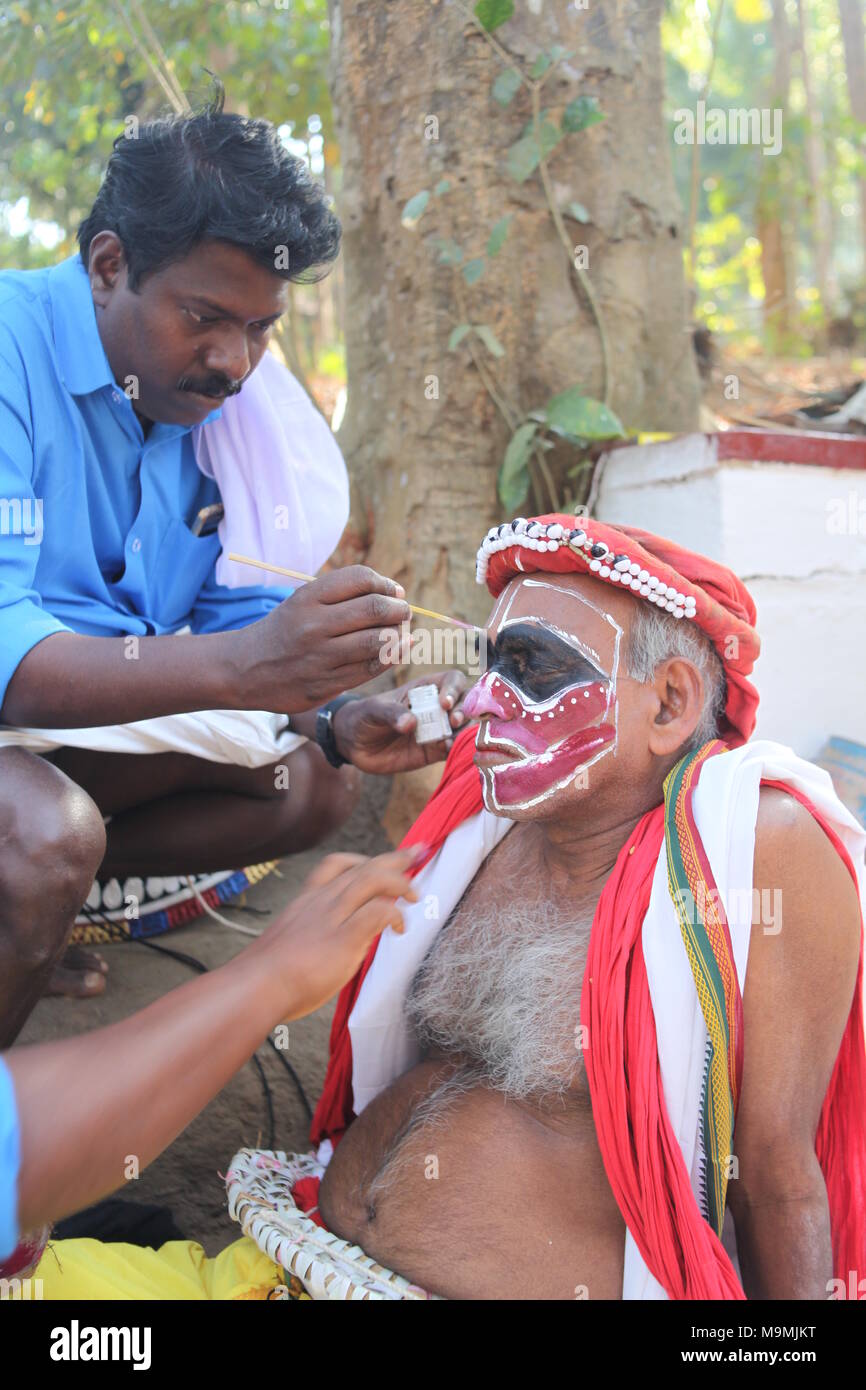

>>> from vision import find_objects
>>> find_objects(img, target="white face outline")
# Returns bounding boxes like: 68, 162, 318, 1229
476, 579, 623, 814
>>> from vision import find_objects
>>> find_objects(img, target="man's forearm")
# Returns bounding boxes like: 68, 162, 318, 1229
1, 629, 249, 728
731, 1181, 833, 1299
8, 944, 291, 1234
1, 568, 412, 729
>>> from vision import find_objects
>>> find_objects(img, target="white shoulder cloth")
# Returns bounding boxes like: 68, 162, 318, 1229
193, 349, 350, 587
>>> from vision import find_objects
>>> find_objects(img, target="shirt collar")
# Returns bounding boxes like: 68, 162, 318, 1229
48, 253, 223, 428
48, 254, 116, 397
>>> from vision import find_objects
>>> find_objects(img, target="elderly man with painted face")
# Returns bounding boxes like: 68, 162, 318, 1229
0, 94, 464, 1021
286, 516, 866, 1303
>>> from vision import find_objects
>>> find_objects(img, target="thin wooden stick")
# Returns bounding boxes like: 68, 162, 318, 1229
227, 553, 482, 632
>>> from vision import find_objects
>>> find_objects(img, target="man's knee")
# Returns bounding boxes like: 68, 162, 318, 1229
312, 758, 363, 837
0, 750, 106, 965
267, 747, 362, 853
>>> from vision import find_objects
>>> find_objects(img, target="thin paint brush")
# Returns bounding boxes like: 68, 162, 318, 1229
227, 552, 483, 632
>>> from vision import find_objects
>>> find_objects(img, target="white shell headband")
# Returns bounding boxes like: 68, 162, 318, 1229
476, 518, 698, 621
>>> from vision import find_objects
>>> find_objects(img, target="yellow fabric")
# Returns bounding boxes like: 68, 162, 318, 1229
34, 1234, 286, 1301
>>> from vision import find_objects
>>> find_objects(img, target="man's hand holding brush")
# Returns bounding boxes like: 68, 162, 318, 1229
232, 564, 412, 712
2, 564, 412, 730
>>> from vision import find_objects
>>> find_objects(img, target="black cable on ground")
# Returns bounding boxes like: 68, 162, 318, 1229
74, 901, 313, 1136
265, 1034, 314, 1123
132, 935, 314, 1126
132, 936, 275, 1149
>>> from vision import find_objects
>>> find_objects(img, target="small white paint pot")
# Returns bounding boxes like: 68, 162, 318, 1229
408, 684, 453, 744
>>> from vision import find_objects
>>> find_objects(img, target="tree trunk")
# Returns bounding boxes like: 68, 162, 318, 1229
758, 0, 794, 353
328, 0, 699, 626
796, 0, 835, 315
838, 0, 866, 276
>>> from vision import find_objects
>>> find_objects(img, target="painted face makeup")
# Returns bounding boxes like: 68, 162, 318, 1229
464, 578, 622, 812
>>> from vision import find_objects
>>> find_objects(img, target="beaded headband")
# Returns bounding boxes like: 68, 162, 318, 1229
476, 518, 697, 620
474, 512, 761, 747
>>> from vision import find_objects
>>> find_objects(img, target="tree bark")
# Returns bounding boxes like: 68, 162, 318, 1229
327, 0, 699, 625
758, 0, 794, 353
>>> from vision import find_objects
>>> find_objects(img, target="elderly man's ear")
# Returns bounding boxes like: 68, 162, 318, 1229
645, 658, 706, 758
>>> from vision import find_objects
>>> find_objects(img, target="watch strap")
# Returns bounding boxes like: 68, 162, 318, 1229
315, 694, 356, 768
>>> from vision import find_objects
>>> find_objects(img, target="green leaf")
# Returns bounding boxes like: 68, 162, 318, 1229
492, 67, 522, 106
462, 257, 485, 285
530, 52, 552, 79
498, 422, 538, 512
401, 190, 430, 227
434, 178, 451, 196
474, 324, 505, 358
448, 323, 472, 351
433, 238, 464, 265
506, 120, 562, 182
561, 96, 604, 133
486, 214, 512, 257
566, 201, 590, 223
549, 45, 570, 62
542, 388, 624, 440
474, 0, 514, 32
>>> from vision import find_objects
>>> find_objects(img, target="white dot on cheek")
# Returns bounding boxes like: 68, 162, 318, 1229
534, 715, 541, 722
571, 697, 577, 705
583, 690, 590, 698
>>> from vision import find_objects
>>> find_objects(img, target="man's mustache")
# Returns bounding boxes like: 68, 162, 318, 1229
176, 374, 244, 399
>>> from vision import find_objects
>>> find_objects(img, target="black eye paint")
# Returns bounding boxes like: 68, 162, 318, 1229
490, 620, 605, 703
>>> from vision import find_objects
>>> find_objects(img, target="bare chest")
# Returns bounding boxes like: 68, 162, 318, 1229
405, 828, 599, 1100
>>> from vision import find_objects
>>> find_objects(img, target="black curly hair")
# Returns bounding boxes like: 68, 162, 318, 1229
78, 82, 341, 290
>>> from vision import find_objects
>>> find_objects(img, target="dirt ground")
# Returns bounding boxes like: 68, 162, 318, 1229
17, 772, 394, 1256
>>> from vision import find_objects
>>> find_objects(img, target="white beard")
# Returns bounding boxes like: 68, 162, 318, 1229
405, 897, 592, 1099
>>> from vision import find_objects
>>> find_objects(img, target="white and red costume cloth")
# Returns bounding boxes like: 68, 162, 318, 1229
308, 516, 866, 1301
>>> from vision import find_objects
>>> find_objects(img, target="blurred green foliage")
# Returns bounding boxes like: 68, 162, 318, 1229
0, 0, 334, 257
1, 0, 863, 355
665, 0, 866, 345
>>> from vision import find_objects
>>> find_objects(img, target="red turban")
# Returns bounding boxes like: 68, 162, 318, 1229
476, 513, 760, 747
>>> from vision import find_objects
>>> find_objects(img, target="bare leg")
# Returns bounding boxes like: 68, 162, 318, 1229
45, 742, 362, 878
0, 749, 107, 1045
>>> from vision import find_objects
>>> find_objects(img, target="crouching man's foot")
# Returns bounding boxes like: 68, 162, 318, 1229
46, 946, 109, 999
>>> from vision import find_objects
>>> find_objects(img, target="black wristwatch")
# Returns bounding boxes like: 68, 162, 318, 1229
314, 694, 357, 768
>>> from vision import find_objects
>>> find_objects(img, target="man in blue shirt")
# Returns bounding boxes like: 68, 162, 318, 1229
0, 92, 465, 1029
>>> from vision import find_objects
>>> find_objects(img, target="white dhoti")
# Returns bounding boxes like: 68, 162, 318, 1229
0, 709, 306, 768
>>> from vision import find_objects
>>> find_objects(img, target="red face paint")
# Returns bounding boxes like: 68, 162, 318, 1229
466, 668, 616, 810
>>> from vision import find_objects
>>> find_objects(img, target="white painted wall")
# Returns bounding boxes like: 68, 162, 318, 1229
595, 435, 866, 758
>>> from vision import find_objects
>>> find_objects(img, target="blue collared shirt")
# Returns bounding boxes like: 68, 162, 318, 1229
0, 254, 291, 710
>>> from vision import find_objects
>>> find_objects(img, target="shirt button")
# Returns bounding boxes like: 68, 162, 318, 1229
131, 537, 142, 553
